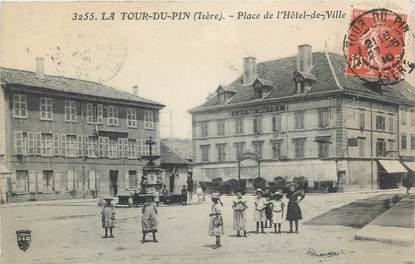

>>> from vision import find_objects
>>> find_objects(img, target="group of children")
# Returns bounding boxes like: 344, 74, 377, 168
208, 183, 305, 249
100, 183, 305, 249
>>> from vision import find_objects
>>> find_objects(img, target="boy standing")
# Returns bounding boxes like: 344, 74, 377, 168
208, 193, 224, 249
101, 196, 115, 238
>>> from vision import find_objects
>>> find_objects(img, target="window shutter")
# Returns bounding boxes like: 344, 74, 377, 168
29, 171, 37, 193
77, 135, 83, 157
54, 172, 61, 192
36, 132, 42, 155
89, 170, 96, 191
53, 134, 60, 156
84, 136, 89, 156
123, 138, 129, 157
125, 170, 129, 189
61, 134, 66, 156
96, 170, 101, 191
27, 132, 35, 155
104, 137, 109, 157
66, 170, 74, 191
14, 131, 23, 154
118, 138, 124, 157
11, 172, 17, 193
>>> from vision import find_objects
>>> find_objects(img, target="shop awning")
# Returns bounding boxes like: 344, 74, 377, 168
378, 160, 407, 173
403, 162, 415, 172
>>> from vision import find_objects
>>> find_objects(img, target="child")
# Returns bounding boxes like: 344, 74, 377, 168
232, 191, 248, 237
141, 194, 158, 243
271, 191, 285, 233
101, 196, 115, 238
286, 183, 305, 233
263, 187, 273, 228
253, 188, 266, 234
208, 193, 223, 249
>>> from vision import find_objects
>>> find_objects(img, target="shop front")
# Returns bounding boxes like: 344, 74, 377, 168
377, 160, 408, 189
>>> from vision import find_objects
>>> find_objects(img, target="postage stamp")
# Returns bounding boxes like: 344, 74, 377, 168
344, 8, 410, 84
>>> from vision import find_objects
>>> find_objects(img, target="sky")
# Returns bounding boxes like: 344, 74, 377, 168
1, 1, 414, 138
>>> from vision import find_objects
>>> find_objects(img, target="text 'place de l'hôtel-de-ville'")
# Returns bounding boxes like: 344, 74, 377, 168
1, 44, 415, 203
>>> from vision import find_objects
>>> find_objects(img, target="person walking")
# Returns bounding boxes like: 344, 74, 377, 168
232, 191, 248, 237
101, 196, 115, 238
270, 191, 285, 233
208, 193, 224, 249
286, 183, 305, 233
253, 188, 266, 234
187, 177, 194, 203
181, 185, 188, 205
196, 184, 204, 203
141, 194, 158, 243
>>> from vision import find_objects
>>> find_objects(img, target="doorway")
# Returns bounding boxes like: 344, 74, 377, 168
109, 170, 118, 196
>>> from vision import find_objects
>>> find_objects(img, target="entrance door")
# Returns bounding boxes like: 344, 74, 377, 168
109, 170, 118, 196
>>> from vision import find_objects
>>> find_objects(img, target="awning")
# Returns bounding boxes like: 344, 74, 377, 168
403, 162, 415, 172
378, 160, 407, 173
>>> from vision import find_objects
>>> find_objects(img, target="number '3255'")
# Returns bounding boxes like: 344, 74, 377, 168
72, 12, 96, 21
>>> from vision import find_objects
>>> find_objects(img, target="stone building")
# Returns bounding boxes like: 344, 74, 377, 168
189, 44, 415, 192
0, 58, 164, 202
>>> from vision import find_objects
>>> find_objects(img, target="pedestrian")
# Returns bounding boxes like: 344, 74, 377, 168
187, 176, 194, 203
141, 194, 158, 243
286, 183, 305, 233
181, 185, 188, 205
263, 186, 272, 228
403, 175, 412, 194
208, 192, 224, 249
232, 191, 247, 237
253, 188, 266, 234
196, 184, 204, 202
270, 191, 285, 233
162, 185, 169, 204
101, 196, 115, 238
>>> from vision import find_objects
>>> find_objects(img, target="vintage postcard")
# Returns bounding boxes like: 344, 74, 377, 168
0, 1, 414, 263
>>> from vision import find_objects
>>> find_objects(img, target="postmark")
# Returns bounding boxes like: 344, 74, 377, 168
343, 8, 413, 85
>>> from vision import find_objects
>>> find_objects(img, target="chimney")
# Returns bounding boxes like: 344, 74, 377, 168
132, 85, 138, 96
297, 44, 313, 73
242, 57, 257, 85
35, 57, 45, 80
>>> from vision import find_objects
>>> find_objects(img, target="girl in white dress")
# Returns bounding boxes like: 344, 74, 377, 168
271, 191, 285, 233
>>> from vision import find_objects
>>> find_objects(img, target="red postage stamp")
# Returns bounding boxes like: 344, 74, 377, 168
344, 8, 409, 83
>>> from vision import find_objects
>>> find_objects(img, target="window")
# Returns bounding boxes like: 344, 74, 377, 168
358, 138, 365, 157
217, 120, 225, 136
39, 98, 53, 120
13, 94, 27, 118
127, 108, 137, 128
64, 100, 77, 122
401, 109, 407, 125
234, 142, 245, 159
201, 122, 208, 137
272, 115, 282, 131
42, 170, 53, 192
235, 118, 244, 134
16, 170, 29, 193
97, 104, 103, 124
401, 134, 407, 150
411, 110, 415, 126
318, 142, 329, 158
27, 132, 35, 155
128, 139, 137, 158
389, 140, 395, 153
293, 138, 306, 159
65, 135, 77, 157
40, 133, 53, 156
253, 118, 262, 133
389, 116, 394, 132
144, 111, 154, 129
411, 135, 415, 150
85, 136, 98, 157
200, 145, 210, 162
296, 80, 305, 93
359, 112, 365, 129
108, 138, 118, 158
217, 144, 227, 161
252, 141, 263, 159
218, 92, 226, 103
107, 105, 119, 126
118, 138, 128, 158
86, 103, 96, 124
376, 115, 385, 131
97, 137, 109, 157
318, 109, 329, 128
14, 131, 27, 155
294, 111, 305, 129
376, 139, 386, 157
128, 170, 138, 189
271, 140, 282, 159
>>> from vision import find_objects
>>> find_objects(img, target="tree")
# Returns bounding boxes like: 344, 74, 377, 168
226, 179, 240, 194
253, 177, 267, 190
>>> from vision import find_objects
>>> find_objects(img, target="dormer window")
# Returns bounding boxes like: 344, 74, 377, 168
216, 84, 236, 104
293, 71, 316, 94
218, 91, 226, 103
296, 80, 305, 93
253, 79, 273, 99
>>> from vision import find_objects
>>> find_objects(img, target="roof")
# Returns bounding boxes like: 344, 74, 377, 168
190, 51, 415, 112
0, 67, 164, 108
217, 84, 236, 93
160, 140, 191, 165
161, 138, 193, 160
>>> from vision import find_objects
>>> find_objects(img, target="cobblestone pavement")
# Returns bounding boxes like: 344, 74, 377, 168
1, 191, 413, 264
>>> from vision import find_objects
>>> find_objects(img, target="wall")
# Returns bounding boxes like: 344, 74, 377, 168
399, 105, 415, 159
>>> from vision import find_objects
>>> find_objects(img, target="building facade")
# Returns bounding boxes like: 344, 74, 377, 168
0, 60, 164, 202
189, 44, 415, 192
